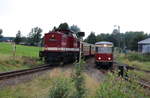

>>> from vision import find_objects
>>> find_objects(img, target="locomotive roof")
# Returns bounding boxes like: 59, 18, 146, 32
50, 29, 75, 33
95, 41, 113, 45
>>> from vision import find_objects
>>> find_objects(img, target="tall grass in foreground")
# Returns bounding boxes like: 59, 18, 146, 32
72, 60, 86, 98
49, 77, 75, 98
0, 65, 149, 97
95, 72, 147, 98
48, 60, 87, 98
48, 60, 149, 98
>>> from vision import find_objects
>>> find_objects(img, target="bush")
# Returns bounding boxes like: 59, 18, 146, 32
95, 72, 146, 98
49, 77, 74, 98
48, 60, 86, 98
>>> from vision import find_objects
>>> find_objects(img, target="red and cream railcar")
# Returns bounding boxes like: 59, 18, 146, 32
95, 41, 113, 68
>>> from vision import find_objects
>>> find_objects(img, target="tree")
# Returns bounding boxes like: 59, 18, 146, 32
58, 22, 69, 31
96, 33, 111, 42
27, 27, 42, 46
70, 25, 81, 38
14, 30, 22, 44
21, 36, 28, 44
84, 32, 97, 44
52, 26, 57, 32
111, 27, 121, 47
0, 29, 3, 38
125, 31, 148, 51
70, 25, 80, 33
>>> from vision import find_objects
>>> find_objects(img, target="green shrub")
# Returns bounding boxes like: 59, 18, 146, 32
49, 77, 74, 98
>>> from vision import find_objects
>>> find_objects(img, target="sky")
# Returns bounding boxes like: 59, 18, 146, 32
0, 0, 150, 38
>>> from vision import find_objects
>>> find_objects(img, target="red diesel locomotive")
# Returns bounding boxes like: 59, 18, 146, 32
39, 29, 95, 65
95, 41, 113, 68
39, 30, 80, 64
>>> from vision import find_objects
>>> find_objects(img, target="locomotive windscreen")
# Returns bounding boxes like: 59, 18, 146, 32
96, 47, 112, 53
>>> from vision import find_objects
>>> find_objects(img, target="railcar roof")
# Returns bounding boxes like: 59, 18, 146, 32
95, 41, 113, 45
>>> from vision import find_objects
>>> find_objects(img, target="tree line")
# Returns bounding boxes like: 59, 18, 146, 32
1, 23, 150, 51
0, 29, 3, 38
84, 30, 150, 51
0, 23, 81, 46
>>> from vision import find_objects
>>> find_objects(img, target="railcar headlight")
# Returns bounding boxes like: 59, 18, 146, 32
98, 57, 101, 60
108, 57, 111, 60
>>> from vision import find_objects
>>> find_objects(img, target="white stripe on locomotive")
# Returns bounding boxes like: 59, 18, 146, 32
45, 47, 79, 51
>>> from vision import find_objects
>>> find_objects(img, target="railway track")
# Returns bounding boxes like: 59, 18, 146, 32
0, 64, 51, 80
112, 61, 150, 89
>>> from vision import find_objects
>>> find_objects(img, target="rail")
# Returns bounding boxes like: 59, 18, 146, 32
0, 64, 51, 80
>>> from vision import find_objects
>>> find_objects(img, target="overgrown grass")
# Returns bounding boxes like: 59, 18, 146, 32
116, 52, 150, 81
0, 42, 43, 72
95, 72, 149, 98
0, 54, 43, 72
49, 77, 75, 98
127, 52, 150, 62
116, 52, 150, 71
71, 60, 86, 98
0, 67, 149, 98
0, 60, 149, 98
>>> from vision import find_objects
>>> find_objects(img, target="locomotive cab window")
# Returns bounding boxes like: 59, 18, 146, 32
49, 35, 57, 41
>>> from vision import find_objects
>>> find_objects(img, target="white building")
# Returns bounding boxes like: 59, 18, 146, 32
138, 38, 150, 53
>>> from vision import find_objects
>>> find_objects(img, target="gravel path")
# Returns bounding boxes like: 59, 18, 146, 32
84, 58, 107, 82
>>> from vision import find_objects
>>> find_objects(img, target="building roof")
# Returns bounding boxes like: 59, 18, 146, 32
138, 38, 150, 44
95, 41, 113, 45
0, 37, 14, 42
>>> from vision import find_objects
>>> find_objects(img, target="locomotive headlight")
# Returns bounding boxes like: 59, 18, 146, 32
98, 57, 101, 60
108, 57, 111, 60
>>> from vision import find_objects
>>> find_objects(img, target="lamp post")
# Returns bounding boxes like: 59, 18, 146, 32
79, 38, 82, 63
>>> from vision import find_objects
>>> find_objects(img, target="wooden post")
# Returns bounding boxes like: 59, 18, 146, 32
12, 42, 16, 59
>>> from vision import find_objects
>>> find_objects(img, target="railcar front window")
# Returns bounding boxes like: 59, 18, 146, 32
96, 47, 112, 53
